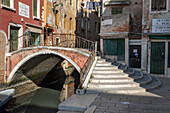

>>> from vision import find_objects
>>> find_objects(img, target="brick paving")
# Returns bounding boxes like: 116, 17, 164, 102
90, 77, 170, 113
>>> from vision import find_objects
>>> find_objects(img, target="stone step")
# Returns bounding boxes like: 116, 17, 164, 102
95, 62, 112, 66
125, 68, 135, 76
88, 82, 140, 88
86, 87, 146, 94
94, 65, 118, 70
90, 78, 134, 83
58, 94, 98, 112
94, 66, 118, 70
118, 64, 128, 71
112, 62, 120, 67
130, 71, 143, 81
92, 73, 129, 78
97, 59, 106, 63
93, 69, 123, 74
143, 76, 161, 91
136, 73, 152, 86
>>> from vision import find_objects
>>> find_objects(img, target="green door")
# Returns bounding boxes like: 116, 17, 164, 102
151, 42, 165, 74
117, 39, 125, 61
104, 39, 117, 55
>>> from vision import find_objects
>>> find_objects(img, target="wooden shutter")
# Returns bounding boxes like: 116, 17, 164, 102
33, 0, 37, 17
56, 11, 59, 26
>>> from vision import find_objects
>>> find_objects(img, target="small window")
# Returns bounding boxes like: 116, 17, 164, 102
98, 23, 100, 33
81, 18, 84, 28
70, 18, 72, 30
88, 19, 90, 30
64, 15, 67, 29
33, 0, 40, 18
76, 20, 78, 32
1, 0, 14, 9
56, 11, 59, 26
70, 0, 72, 6
112, 8, 122, 15
1, 0, 10, 7
151, 0, 167, 11
76, 0, 79, 10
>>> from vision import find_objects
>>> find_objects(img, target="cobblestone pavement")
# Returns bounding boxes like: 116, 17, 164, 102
90, 77, 170, 113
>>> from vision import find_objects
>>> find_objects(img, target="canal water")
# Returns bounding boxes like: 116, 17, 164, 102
3, 88, 61, 113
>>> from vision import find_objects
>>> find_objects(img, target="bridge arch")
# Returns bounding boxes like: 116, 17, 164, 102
7, 50, 81, 82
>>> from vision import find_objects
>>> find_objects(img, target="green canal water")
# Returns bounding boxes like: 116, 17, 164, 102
3, 88, 61, 113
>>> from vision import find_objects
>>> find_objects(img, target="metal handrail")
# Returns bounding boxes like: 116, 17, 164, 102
9, 33, 97, 88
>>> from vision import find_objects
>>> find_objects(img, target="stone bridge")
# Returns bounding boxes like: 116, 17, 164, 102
3, 46, 90, 83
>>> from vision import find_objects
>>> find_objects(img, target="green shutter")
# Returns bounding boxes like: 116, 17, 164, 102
10, 27, 18, 52
104, 39, 117, 55
117, 39, 125, 57
33, 0, 37, 17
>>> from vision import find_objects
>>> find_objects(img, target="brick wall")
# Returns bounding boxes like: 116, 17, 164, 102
0, 33, 6, 82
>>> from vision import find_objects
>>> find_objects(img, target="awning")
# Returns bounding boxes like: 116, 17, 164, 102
25, 22, 42, 33
26, 26, 42, 33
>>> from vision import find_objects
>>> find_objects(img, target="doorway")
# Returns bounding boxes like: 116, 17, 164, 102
129, 45, 141, 68
151, 42, 165, 74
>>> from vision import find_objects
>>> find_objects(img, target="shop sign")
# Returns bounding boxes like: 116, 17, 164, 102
152, 19, 170, 33
19, 2, 30, 18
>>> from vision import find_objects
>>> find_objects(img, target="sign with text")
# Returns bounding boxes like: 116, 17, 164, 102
101, 19, 112, 25
152, 19, 170, 33
19, 2, 29, 18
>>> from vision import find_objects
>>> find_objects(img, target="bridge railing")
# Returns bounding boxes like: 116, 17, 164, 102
9, 33, 97, 88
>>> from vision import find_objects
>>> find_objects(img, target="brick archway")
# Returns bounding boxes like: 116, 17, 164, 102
7, 48, 89, 82
0, 30, 7, 82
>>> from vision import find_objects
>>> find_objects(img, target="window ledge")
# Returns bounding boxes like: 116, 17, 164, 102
150, 10, 168, 14
1, 4, 16, 12
33, 16, 41, 21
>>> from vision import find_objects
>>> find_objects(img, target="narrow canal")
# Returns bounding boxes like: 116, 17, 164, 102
3, 88, 61, 113
2, 61, 79, 113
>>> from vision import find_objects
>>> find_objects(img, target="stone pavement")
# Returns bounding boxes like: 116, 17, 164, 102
58, 77, 170, 113
90, 77, 170, 113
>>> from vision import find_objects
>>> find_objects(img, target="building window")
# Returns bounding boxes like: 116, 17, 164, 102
88, 19, 90, 30
33, 0, 40, 18
70, 18, 72, 30
111, 8, 122, 15
98, 23, 100, 33
64, 15, 67, 29
76, 20, 78, 32
30, 32, 40, 46
56, 11, 59, 26
81, 18, 84, 28
151, 0, 167, 11
10, 26, 19, 52
24, 29, 40, 47
1, 0, 14, 8
1, 0, 10, 7
70, 0, 72, 6
76, 0, 79, 10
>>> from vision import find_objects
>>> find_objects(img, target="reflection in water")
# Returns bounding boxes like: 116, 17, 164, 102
3, 88, 61, 113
